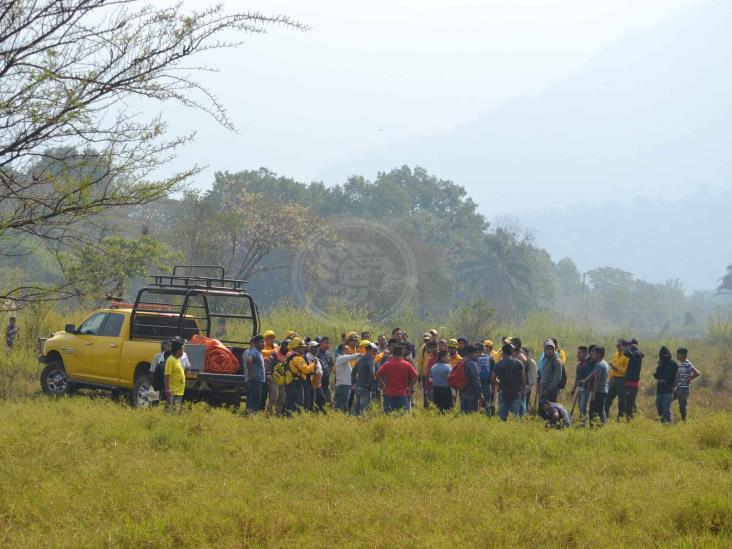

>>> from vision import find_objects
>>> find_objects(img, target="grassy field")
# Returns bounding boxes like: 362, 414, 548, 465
0, 397, 730, 547
1, 307, 731, 546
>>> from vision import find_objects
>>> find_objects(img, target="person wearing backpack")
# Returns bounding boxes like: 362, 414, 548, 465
458, 345, 482, 413
284, 338, 315, 415
492, 343, 527, 421
268, 339, 290, 416
430, 350, 453, 412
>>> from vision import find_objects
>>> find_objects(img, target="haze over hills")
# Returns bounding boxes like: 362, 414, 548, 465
321, 0, 732, 291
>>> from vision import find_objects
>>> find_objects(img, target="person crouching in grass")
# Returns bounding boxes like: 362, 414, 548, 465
165, 340, 186, 411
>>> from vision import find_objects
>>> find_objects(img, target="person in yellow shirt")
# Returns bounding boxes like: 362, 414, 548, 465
417, 333, 437, 408
262, 330, 277, 360
606, 338, 630, 419
164, 340, 186, 410
284, 337, 315, 414
448, 339, 463, 368
491, 337, 512, 363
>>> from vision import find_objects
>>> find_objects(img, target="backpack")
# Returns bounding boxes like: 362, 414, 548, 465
448, 360, 468, 390
273, 356, 294, 386
478, 356, 491, 383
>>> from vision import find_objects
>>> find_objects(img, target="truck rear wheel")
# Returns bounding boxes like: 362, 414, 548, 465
130, 373, 155, 408
40, 361, 69, 396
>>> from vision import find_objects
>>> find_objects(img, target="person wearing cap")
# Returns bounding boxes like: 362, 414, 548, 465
491, 337, 511, 363
245, 335, 266, 415
306, 340, 326, 413
334, 344, 361, 413
267, 338, 290, 416
346, 332, 359, 353
284, 338, 314, 414
540, 339, 563, 404
303, 340, 321, 412
605, 338, 630, 420
262, 330, 277, 360
447, 339, 463, 368
352, 342, 378, 416
417, 332, 435, 409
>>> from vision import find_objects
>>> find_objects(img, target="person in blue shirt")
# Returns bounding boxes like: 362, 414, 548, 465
245, 335, 266, 415
430, 350, 453, 412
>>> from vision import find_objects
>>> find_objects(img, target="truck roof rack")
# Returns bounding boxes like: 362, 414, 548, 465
148, 265, 249, 293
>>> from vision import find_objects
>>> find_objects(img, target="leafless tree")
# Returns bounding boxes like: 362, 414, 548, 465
0, 0, 304, 306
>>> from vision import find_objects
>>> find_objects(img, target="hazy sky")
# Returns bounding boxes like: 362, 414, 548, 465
149, 0, 731, 291
162, 0, 699, 184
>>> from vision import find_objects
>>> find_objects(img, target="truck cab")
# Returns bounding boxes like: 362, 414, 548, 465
39, 265, 260, 407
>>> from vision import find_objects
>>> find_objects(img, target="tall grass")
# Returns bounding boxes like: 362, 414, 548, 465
0, 399, 730, 547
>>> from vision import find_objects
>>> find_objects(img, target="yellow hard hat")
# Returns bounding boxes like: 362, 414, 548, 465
263, 330, 276, 338
359, 339, 372, 348
347, 331, 359, 341
448, 339, 459, 348
288, 337, 305, 350
286, 331, 299, 339
483, 339, 494, 348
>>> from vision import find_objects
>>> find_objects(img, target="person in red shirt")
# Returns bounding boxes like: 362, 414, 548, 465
376, 344, 418, 413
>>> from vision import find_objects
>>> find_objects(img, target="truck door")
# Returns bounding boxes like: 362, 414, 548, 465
65, 312, 108, 381
89, 313, 126, 385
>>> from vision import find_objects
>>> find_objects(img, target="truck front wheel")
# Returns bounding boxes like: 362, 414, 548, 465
130, 373, 155, 408
40, 362, 70, 396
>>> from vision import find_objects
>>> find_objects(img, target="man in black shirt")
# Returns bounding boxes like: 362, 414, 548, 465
492, 343, 527, 421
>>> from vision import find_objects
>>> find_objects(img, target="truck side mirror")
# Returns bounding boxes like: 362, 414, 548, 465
65, 324, 76, 334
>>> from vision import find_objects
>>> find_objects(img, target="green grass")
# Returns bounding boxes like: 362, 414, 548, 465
1, 306, 731, 546
0, 398, 730, 547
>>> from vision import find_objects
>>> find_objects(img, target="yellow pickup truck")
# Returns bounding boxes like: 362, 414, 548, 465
39, 265, 260, 406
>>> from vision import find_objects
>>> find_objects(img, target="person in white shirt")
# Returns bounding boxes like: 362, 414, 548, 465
334, 344, 361, 413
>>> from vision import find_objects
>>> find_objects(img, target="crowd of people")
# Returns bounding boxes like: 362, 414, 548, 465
198, 327, 700, 426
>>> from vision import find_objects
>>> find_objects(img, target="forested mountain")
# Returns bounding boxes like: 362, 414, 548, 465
3, 152, 728, 335
320, 0, 732, 291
